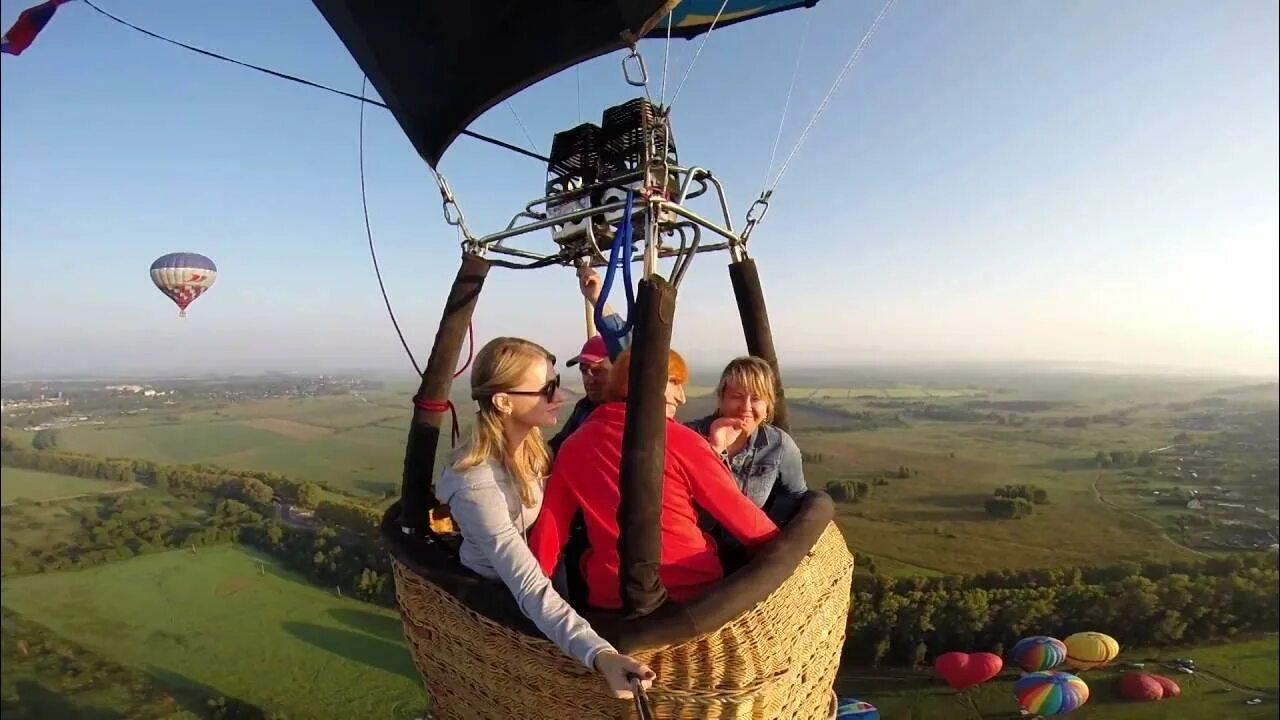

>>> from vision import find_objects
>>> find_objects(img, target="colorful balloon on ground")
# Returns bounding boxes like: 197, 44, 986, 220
1015, 671, 1090, 715
1152, 674, 1181, 698
1063, 632, 1120, 671
834, 697, 879, 719
150, 252, 217, 317
934, 651, 1004, 691
1011, 636, 1068, 672
1119, 671, 1163, 702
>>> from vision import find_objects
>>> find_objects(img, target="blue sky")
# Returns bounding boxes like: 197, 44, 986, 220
2, 0, 1276, 378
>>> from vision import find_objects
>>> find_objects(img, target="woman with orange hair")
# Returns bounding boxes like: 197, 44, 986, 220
529, 348, 779, 610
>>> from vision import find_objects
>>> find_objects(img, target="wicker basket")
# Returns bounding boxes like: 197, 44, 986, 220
392, 522, 853, 720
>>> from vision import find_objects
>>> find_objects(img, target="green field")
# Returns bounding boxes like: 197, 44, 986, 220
57, 394, 411, 497
798, 422, 1202, 575
1, 467, 136, 505
0, 545, 425, 719
837, 635, 1279, 718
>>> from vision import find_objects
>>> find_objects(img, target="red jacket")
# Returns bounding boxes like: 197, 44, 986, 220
529, 402, 779, 609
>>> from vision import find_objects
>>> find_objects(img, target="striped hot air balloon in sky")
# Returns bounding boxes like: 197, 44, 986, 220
150, 252, 217, 317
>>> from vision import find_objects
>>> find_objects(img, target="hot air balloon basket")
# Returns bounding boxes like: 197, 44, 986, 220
390, 523, 854, 720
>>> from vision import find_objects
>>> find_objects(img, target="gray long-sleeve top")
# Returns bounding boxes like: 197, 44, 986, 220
435, 458, 615, 670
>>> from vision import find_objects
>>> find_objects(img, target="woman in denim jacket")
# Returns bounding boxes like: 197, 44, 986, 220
685, 356, 808, 528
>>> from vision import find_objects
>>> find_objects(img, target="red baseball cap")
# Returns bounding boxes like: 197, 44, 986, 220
567, 335, 609, 367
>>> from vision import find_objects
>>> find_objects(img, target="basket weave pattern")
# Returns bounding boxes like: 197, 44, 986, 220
392, 523, 854, 720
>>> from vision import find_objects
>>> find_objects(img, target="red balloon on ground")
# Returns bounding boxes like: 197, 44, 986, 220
1119, 672, 1164, 702
1152, 674, 1181, 698
934, 652, 1004, 691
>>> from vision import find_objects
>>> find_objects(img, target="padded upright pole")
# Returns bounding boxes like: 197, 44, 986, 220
399, 252, 490, 534
618, 275, 675, 618
728, 257, 790, 433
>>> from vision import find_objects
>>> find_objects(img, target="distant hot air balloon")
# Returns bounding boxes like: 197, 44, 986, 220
1015, 671, 1090, 716
1011, 636, 1068, 673
1063, 632, 1120, 671
934, 651, 1004, 691
150, 252, 217, 317
1118, 672, 1164, 702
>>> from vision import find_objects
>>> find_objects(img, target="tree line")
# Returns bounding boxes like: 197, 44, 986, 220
0, 446, 339, 509
846, 553, 1279, 667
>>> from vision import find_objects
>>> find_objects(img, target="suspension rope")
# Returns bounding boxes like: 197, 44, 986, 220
666, 0, 731, 110
761, 13, 812, 193
659, 9, 674, 105
505, 102, 541, 155
361, 75, 475, 447
359, 76, 422, 375
78, 0, 548, 163
765, 0, 897, 195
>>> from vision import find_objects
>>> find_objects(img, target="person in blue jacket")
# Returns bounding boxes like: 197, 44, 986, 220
686, 356, 808, 538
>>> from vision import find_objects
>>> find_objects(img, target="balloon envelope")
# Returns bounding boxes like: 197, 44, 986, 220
1012, 636, 1068, 673
1015, 671, 1090, 716
150, 252, 217, 317
1063, 632, 1120, 671
1152, 674, 1181, 698
835, 697, 879, 719
1119, 672, 1163, 702
313, 0, 821, 167
934, 651, 1004, 691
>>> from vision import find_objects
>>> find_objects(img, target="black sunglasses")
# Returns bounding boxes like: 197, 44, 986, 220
504, 374, 561, 402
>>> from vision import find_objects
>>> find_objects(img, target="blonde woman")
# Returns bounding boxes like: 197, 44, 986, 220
436, 336, 655, 698
686, 356, 808, 526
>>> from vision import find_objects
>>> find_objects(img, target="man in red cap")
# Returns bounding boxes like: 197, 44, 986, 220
549, 266, 631, 454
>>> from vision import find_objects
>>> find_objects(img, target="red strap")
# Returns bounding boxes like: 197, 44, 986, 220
414, 397, 460, 447
410, 322, 475, 448
407, 322, 473, 445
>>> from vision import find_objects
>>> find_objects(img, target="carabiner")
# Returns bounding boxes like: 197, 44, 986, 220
623, 49, 649, 87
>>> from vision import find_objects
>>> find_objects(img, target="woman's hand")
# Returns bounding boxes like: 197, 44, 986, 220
593, 650, 656, 699
708, 417, 746, 454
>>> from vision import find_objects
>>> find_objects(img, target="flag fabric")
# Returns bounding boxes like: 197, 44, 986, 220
1, 0, 74, 56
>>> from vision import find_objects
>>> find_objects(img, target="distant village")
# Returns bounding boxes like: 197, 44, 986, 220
1146, 428, 1280, 552
1, 375, 382, 432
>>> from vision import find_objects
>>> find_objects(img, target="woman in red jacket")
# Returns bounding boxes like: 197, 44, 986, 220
529, 348, 779, 610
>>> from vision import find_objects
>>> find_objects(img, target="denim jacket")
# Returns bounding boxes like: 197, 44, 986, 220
684, 414, 808, 526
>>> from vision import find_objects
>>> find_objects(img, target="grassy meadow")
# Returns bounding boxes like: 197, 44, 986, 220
0, 545, 425, 719
799, 422, 1201, 575
56, 393, 412, 497
1, 467, 138, 505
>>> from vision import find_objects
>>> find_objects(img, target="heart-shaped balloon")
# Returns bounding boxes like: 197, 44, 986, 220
934, 651, 1004, 690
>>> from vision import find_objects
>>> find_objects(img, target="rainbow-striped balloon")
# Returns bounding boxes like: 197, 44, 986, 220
1011, 635, 1068, 672
1014, 671, 1090, 716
